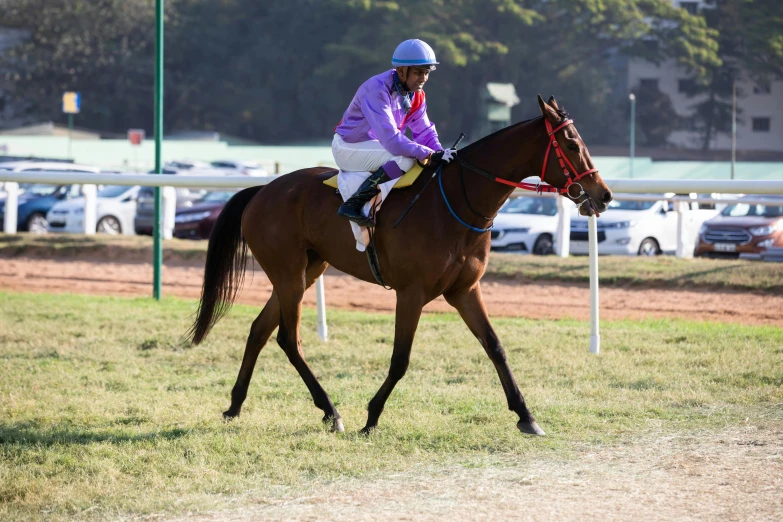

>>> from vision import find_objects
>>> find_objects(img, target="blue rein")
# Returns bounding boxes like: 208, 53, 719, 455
437, 166, 493, 233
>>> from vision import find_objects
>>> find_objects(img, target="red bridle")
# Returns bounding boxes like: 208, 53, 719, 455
487, 118, 598, 198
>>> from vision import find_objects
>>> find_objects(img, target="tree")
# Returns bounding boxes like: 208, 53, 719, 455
634, 82, 679, 146
0, 0, 163, 133
0, 0, 722, 146
684, 0, 783, 150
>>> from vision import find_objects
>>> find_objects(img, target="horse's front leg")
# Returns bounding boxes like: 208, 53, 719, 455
444, 283, 545, 436
362, 288, 425, 434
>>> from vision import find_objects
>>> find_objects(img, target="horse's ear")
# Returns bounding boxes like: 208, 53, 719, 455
547, 96, 560, 110
538, 94, 559, 124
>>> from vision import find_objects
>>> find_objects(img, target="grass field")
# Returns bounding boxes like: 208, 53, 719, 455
2, 232, 782, 293
1, 291, 781, 520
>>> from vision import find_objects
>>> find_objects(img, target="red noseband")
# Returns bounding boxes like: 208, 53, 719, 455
541, 119, 599, 196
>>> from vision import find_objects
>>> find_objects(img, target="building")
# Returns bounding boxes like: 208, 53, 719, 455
624, 0, 782, 152
475, 83, 520, 139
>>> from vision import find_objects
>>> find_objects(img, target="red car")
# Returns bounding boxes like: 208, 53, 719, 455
173, 191, 237, 240
694, 196, 783, 258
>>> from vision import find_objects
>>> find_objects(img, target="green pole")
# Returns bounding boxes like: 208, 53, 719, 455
629, 93, 635, 179
153, 0, 164, 300
67, 114, 73, 159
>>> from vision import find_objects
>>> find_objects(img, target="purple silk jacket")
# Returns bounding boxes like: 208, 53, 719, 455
335, 69, 442, 162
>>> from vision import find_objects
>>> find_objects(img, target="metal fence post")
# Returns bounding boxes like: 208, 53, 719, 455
555, 196, 572, 257
3, 182, 18, 233
162, 186, 176, 240
82, 184, 97, 234
675, 199, 689, 259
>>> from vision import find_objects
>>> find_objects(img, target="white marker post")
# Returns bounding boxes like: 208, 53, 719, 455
3, 182, 18, 233
82, 184, 97, 234
588, 214, 600, 355
316, 275, 328, 341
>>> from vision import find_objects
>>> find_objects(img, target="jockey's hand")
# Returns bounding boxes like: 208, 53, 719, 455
430, 148, 457, 165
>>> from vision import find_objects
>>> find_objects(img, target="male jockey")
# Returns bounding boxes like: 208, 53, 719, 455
333, 39, 458, 227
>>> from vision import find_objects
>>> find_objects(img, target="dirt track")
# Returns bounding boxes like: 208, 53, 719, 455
1, 257, 782, 326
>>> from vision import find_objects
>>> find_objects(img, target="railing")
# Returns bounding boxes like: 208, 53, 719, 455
2, 171, 783, 350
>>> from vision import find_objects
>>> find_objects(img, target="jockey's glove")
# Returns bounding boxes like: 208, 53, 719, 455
430, 148, 457, 165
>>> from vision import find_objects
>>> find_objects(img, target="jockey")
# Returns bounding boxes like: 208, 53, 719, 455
333, 39, 458, 227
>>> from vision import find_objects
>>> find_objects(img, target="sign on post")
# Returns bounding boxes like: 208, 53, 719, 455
63, 92, 80, 158
128, 129, 145, 145
62, 92, 80, 114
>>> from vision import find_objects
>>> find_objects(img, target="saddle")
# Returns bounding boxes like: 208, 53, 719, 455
322, 162, 424, 189
324, 163, 425, 289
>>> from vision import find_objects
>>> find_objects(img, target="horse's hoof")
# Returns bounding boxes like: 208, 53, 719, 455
517, 420, 546, 436
332, 417, 345, 433
360, 425, 375, 436
223, 410, 239, 421
321, 415, 345, 433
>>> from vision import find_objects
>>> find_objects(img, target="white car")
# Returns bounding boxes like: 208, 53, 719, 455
46, 185, 140, 235
569, 194, 719, 256
0, 161, 99, 198
210, 160, 269, 177
490, 196, 559, 255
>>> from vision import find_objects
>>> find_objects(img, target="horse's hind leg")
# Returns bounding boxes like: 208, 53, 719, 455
224, 290, 281, 419
275, 257, 344, 432
224, 257, 329, 421
444, 283, 545, 436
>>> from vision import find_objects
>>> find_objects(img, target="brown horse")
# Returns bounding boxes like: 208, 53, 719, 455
188, 95, 612, 436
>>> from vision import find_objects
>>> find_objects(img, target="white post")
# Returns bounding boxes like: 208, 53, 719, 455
315, 275, 328, 341
675, 199, 692, 259
82, 184, 97, 234
588, 214, 600, 355
555, 196, 572, 257
3, 182, 19, 233
162, 186, 176, 240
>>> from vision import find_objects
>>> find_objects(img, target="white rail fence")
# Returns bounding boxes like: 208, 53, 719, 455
2, 171, 783, 350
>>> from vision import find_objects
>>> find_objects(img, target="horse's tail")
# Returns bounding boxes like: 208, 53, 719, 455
188, 185, 263, 345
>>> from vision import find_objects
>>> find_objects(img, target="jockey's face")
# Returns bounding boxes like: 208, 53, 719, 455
398, 66, 431, 92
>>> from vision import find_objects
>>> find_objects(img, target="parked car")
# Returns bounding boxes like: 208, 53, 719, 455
569, 194, 718, 256
134, 184, 208, 235
210, 160, 268, 177
173, 191, 237, 239
490, 196, 559, 254
46, 185, 140, 235
694, 196, 783, 258
0, 162, 100, 232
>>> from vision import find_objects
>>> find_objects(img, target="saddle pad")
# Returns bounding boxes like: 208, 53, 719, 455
323, 162, 424, 189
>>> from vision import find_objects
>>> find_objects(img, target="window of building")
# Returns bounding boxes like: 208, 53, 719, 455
678, 78, 696, 93
638, 78, 659, 91
753, 82, 771, 95
679, 2, 699, 15
752, 117, 771, 132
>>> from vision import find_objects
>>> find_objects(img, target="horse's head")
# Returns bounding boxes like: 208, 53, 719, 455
537, 95, 612, 216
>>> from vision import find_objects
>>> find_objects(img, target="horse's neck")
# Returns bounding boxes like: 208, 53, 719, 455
447, 118, 548, 223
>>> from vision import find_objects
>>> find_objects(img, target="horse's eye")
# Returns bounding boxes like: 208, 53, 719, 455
568, 143, 579, 152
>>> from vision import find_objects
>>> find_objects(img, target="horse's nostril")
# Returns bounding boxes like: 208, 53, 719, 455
603, 191, 613, 204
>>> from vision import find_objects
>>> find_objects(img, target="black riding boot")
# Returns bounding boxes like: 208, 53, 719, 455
337, 167, 390, 227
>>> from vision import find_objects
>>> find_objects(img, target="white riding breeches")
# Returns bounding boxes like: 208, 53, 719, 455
331, 134, 415, 173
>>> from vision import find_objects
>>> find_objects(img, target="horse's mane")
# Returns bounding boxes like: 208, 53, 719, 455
461, 107, 570, 153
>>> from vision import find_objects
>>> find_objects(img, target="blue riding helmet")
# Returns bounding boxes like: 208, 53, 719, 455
391, 39, 438, 68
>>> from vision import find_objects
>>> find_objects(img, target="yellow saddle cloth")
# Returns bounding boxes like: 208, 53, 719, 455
323, 163, 424, 189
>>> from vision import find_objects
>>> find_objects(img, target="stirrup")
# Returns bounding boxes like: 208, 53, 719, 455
336, 167, 390, 227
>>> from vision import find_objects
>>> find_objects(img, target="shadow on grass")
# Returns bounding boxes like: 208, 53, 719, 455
664, 263, 745, 285
0, 421, 193, 446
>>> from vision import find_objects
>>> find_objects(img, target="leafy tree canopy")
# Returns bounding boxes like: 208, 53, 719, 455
0, 0, 729, 146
